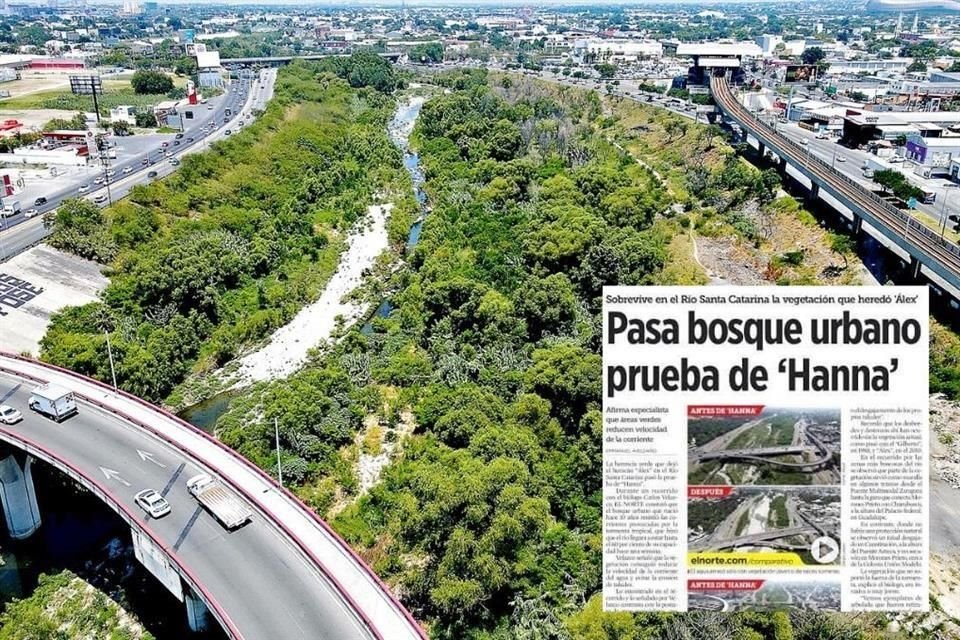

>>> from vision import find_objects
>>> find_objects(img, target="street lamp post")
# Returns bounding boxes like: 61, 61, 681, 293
939, 183, 957, 241
274, 416, 283, 488
104, 329, 118, 393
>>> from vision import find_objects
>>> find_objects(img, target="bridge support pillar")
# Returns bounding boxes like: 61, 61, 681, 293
185, 589, 210, 633
0, 454, 41, 540
910, 256, 922, 280
757, 141, 765, 158
809, 183, 820, 202
852, 213, 863, 236
778, 156, 787, 171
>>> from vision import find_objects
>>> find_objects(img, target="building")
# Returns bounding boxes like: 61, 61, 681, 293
755, 34, 783, 56
28, 57, 85, 70
196, 49, 223, 88
109, 106, 136, 125
905, 134, 960, 169
574, 38, 663, 61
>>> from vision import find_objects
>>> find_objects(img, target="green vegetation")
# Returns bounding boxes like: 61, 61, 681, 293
872, 168, 925, 203
130, 69, 174, 95
0, 87, 170, 117
769, 494, 790, 529
735, 509, 752, 536
205, 69, 830, 638
0, 570, 154, 640
688, 495, 742, 533
40, 57, 408, 403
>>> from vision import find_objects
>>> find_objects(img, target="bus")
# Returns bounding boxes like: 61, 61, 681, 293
921, 189, 937, 205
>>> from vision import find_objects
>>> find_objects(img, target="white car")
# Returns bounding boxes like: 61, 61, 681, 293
134, 489, 171, 518
78, 184, 89, 193
836, 156, 846, 163
122, 166, 133, 175
24, 208, 39, 218
0, 404, 22, 424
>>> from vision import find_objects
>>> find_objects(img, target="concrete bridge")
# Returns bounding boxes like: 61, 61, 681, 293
711, 74, 960, 295
694, 525, 818, 551
0, 353, 426, 640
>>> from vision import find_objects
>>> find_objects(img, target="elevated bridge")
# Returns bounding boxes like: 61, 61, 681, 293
0, 353, 426, 640
711, 74, 960, 294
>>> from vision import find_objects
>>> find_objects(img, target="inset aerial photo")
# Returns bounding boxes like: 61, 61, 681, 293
688, 580, 841, 612
688, 487, 840, 565
688, 408, 841, 485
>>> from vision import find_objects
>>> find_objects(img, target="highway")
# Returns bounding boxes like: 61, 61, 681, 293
0, 68, 276, 262
0, 371, 370, 639
711, 75, 960, 289
0, 354, 426, 640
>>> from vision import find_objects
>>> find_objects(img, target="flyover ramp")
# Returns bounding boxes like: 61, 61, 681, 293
0, 353, 426, 640
710, 75, 960, 292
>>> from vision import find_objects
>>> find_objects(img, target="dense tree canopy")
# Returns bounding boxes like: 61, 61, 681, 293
42, 58, 409, 402
130, 69, 174, 95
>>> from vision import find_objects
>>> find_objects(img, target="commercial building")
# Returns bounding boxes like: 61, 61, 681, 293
574, 38, 663, 61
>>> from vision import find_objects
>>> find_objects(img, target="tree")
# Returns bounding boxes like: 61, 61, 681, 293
130, 69, 174, 95
409, 42, 444, 64
907, 59, 927, 73
801, 47, 825, 66
593, 63, 616, 79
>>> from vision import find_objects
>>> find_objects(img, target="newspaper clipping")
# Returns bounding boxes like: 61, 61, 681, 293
602, 285, 928, 613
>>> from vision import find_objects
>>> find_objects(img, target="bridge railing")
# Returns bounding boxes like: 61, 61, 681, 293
0, 353, 427, 640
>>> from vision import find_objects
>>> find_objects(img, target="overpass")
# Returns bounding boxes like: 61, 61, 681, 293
222, 52, 402, 67
710, 74, 960, 294
0, 353, 426, 640
693, 525, 818, 551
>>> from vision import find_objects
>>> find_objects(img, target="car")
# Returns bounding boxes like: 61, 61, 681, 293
173, 140, 181, 146
33, 196, 47, 206
800, 139, 809, 146
134, 489, 171, 518
94, 176, 105, 185
161, 141, 169, 148
78, 184, 89, 193
169, 158, 180, 166
836, 156, 846, 163
225, 129, 232, 135
106, 169, 116, 177
24, 208, 39, 218
207, 104, 213, 110
175, 132, 184, 139
890, 155, 905, 163
147, 170, 158, 178
0, 404, 22, 425
141, 158, 149, 165
122, 166, 133, 174
94, 194, 107, 204
187, 137, 194, 142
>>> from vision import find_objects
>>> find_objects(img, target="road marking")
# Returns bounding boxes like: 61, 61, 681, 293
99, 466, 130, 486
137, 449, 167, 468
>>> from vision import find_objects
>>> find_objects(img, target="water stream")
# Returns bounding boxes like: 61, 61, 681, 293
180, 96, 428, 433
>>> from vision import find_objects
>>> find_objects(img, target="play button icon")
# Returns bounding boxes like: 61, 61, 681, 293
811, 536, 839, 564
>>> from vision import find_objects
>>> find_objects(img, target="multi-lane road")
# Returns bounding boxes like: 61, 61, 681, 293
0, 68, 277, 261
0, 364, 377, 640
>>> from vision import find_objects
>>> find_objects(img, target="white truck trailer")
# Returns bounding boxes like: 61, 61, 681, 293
186, 473, 252, 530
1, 198, 21, 217
28, 383, 78, 422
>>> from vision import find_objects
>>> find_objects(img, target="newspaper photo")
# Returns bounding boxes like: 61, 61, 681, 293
602, 285, 929, 613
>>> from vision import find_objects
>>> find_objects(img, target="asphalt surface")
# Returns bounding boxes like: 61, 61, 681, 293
0, 68, 276, 262
0, 371, 371, 640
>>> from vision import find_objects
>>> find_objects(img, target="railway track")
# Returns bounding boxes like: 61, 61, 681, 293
710, 76, 960, 282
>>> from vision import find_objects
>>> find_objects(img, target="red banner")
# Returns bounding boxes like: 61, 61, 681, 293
687, 405, 764, 417
688, 579, 765, 591
688, 486, 733, 498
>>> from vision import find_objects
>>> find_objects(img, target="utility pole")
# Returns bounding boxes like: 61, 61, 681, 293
104, 329, 118, 393
274, 417, 283, 488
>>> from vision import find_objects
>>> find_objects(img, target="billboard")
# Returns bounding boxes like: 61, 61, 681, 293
785, 64, 817, 83
69, 74, 102, 96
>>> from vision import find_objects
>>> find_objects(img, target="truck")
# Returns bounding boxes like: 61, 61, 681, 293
1, 198, 21, 217
28, 384, 78, 422
186, 473, 252, 530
